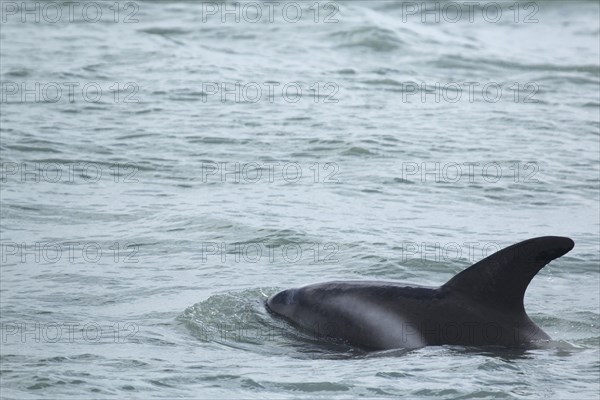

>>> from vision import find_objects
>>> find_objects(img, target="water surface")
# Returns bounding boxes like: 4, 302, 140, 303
1, 1, 599, 398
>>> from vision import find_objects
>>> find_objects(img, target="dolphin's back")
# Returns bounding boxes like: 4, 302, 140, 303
269, 281, 441, 349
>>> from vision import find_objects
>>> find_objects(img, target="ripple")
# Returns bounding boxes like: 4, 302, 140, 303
330, 26, 404, 52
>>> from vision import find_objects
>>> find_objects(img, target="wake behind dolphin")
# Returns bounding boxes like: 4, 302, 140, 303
266, 236, 574, 350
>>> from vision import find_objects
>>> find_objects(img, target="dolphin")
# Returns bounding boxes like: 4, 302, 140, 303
266, 236, 574, 350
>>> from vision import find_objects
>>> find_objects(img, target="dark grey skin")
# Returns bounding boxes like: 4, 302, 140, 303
267, 236, 574, 350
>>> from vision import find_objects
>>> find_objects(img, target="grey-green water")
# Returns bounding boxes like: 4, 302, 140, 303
1, 0, 599, 398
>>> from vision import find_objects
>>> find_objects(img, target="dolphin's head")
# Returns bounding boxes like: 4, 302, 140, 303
266, 288, 299, 319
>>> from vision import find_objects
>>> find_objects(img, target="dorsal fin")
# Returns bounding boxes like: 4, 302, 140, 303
442, 236, 574, 312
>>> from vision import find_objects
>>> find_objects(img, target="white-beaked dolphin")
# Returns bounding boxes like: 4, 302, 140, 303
266, 236, 574, 350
